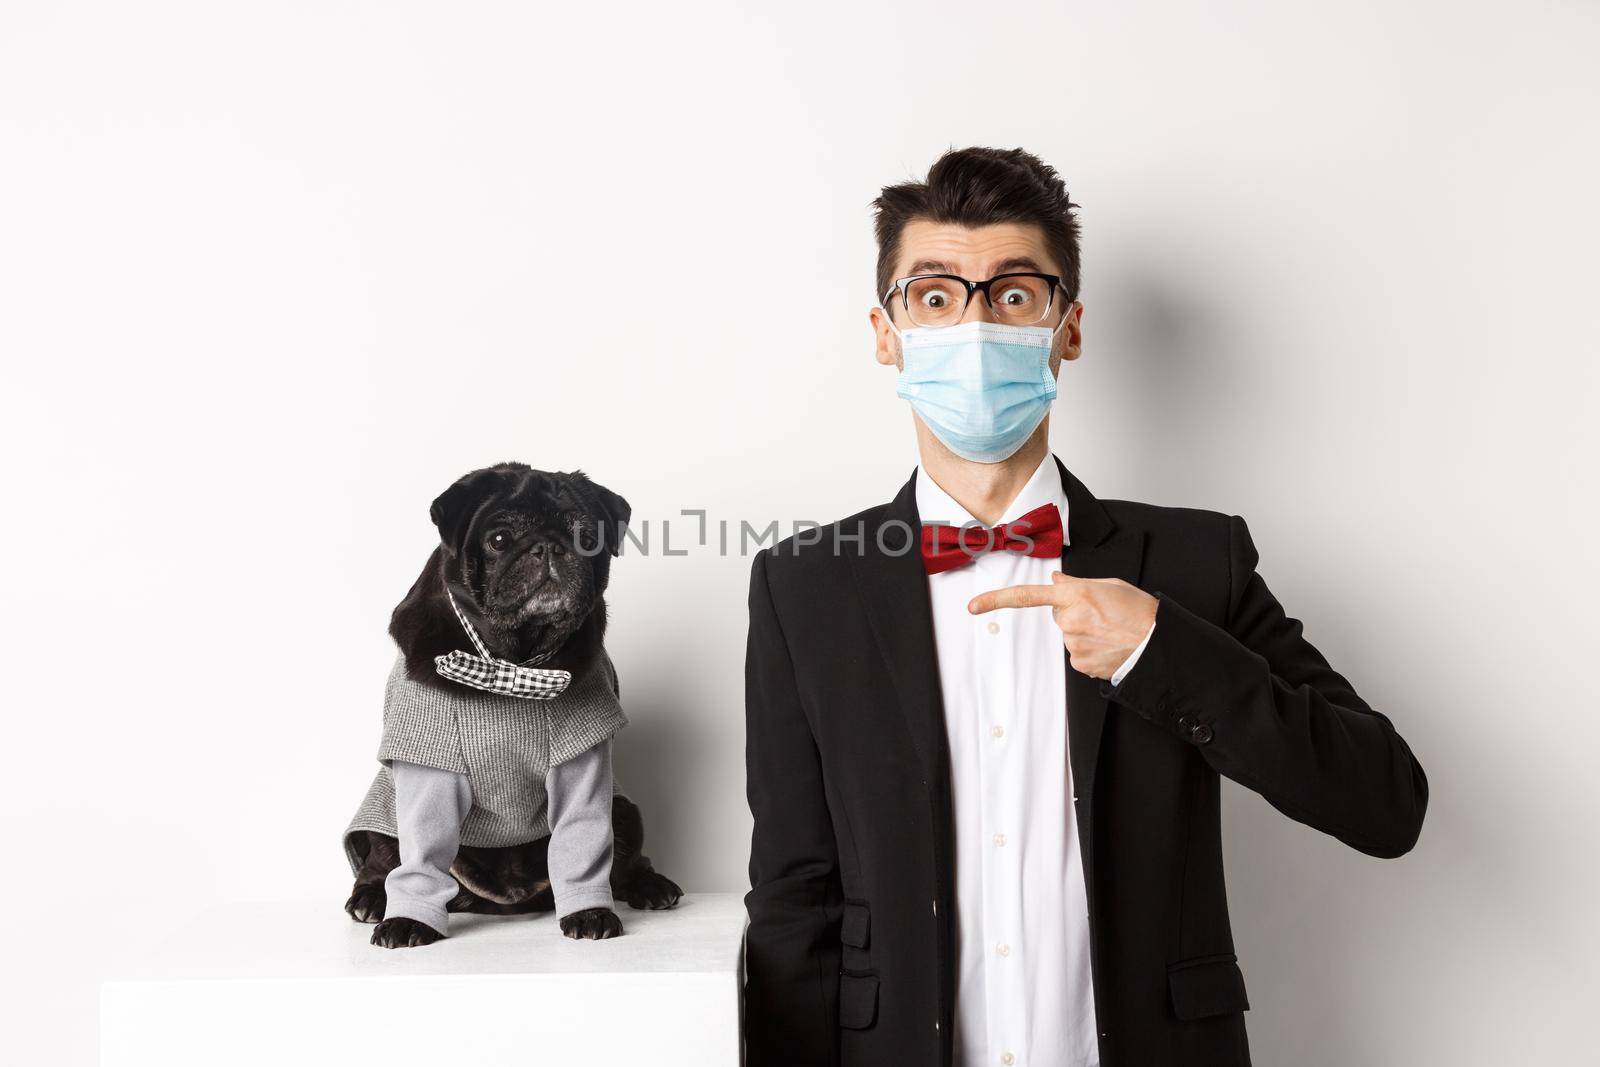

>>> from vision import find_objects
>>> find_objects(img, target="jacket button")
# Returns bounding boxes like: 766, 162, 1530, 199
1176, 714, 1197, 732
1191, 722, 1214, 744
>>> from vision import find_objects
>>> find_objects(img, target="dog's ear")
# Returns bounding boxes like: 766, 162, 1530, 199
570, 471, 632, 557
429, 467, 508, 557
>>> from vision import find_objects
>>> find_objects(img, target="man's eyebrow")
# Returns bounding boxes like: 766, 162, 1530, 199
899, 256, 1053, 280
990, 256, 1047, 275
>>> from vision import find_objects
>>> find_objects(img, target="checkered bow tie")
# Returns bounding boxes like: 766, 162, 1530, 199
434, 587, 572, 700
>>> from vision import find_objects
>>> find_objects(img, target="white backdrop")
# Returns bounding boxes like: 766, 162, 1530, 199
3, 2, 1597, 1063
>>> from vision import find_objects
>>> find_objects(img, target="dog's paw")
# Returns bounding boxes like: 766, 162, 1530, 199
370, 917, 445, 949
344, 883, 386, 924
621, 870, 684, 911
559, 906, 623, 940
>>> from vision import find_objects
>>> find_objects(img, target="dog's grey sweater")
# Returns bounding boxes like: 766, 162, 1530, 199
383, 744, 616, 931
343, 651, 628, 930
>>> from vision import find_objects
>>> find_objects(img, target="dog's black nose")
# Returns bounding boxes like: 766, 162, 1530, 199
528, 541, 566, 561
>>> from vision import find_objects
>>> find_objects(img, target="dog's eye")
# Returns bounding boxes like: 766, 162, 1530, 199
485, 530, 512, 553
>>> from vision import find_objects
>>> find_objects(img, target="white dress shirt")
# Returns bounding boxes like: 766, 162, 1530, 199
917, 452, 1153, 1067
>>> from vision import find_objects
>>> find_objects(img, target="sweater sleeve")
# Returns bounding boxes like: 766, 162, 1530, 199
544, 738, 617, 918
383, 759, 473, 933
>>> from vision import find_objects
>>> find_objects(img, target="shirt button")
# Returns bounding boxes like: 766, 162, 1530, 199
993, 832, 1006, 847
996, 942, 1010, 957
986, 620, 1000, 634
1001, 1053, 1015, 1065
991, 724, 1005, 738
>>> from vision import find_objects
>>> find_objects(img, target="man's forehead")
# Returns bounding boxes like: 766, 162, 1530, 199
895, 219, 1055, 277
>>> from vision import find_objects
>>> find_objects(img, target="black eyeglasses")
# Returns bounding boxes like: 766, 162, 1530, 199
882, 272, 1067, 329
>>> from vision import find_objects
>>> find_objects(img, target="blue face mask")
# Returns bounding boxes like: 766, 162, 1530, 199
891, 318, 1063, 464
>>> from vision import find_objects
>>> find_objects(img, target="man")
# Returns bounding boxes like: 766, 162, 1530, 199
741, 146, 1427, 1067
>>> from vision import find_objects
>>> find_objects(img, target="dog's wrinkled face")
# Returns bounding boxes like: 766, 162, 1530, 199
429, 463, 630, 641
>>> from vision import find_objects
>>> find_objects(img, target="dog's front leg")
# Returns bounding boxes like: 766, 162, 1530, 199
373, 760, 474, 949
547, 740, 624, 940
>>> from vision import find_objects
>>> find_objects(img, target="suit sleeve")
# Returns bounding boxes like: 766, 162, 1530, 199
1102, 513, 1428, 858
743, 548, 844, 1066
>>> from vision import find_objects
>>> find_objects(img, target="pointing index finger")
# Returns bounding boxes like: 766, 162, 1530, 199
967, 584, 1061, 614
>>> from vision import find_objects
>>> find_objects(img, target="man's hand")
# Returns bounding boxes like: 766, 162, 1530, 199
968, 572, 1158, 681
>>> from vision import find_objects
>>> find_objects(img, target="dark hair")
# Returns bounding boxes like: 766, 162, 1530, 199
872, 146, 1082, 305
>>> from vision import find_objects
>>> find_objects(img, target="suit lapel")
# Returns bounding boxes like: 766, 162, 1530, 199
1054, 456, 1146, 883
848, 470, 950, 794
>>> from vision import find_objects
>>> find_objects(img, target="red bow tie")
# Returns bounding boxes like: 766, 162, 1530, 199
920, 502, 1065, 575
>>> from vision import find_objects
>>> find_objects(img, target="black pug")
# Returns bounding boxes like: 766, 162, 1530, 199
342, 463, 681, 948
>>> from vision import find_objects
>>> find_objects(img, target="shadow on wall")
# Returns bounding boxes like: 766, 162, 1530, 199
611, 697, 726, 892
1085, 263, 1274, 500
1221, 789, 1399, 1067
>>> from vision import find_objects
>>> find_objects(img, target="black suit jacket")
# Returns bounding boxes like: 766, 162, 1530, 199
742, 459, 1427, 1067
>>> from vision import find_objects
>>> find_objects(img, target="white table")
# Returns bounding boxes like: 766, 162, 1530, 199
100, 891, 749, 1066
